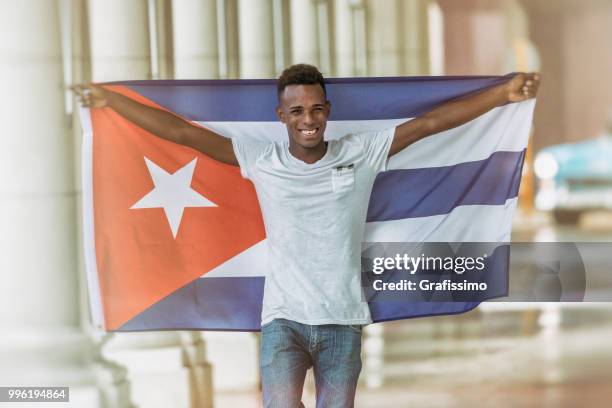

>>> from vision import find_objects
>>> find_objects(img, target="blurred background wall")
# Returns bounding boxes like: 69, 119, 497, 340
1, 0, 612, 407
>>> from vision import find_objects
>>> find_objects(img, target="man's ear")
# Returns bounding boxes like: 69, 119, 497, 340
325, 100, 331, 117
276, 105, 285, 123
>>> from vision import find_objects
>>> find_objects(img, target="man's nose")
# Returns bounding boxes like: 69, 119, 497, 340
302, 112, 314, 126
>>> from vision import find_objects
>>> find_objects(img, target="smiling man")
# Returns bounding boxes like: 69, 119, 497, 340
75, 64, 539, 407
275, 72, 331, 162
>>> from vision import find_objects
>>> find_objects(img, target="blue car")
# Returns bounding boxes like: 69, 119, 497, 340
534, 130, 612, 224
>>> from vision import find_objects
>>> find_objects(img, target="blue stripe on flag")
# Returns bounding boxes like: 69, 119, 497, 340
108, 75, 515, 122
116, 245, 508, 331
367, 150, 525, 222
118, 277, 264, 332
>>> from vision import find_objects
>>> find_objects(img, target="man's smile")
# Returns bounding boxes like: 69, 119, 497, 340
299, 128, 319, 136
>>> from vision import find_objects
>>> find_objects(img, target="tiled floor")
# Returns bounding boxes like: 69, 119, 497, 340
215, 312, 612, 407
215, 220, 612, 407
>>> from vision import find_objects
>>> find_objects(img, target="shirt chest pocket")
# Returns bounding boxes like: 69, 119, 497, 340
332, 164, 355, 194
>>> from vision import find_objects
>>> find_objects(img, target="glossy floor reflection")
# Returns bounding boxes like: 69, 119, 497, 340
216, 215, 612, 407
216, 308, 612, 407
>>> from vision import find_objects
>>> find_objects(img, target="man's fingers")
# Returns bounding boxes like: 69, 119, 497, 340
74, 86, 95, 107
72, 85, 88, 97
72, 84, 86, 92
73, 83, 109, 108
71, 83, 95, 97
523, 73, 540, 98
508, 73, 538, 101
528, 72, 540, 84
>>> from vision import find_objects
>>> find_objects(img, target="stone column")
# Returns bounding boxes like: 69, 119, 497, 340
0, 0, 129, 406
290, 0, 319, 66
400, 0, 431, 75
365, 0, 431, 76
72, 0, 135, 405
202, 331, 260, 393
152, 0, 175, 79
365, 0, 403, 76
437, 0, 507, 75
102, 332, 212, 408
333, 0, 355, 77
237, 0, 275, 78
87, 0, 213, 406
223, 0, 241, 79
520, 0, 612, 147
366, 0, 429, 76
87, 0, 151, 81
172, 0, 219, 79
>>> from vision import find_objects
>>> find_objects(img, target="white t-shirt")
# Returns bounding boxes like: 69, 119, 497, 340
232, 128, 395, 325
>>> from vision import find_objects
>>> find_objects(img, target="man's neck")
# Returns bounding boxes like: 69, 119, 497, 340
289, 140, 328, 164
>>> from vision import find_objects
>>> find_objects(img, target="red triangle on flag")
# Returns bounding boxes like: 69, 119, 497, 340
90, 86, 266, 330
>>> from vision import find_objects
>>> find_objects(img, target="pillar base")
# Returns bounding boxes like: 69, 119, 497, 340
0, 328, 133, 408
103, 332, 213, 408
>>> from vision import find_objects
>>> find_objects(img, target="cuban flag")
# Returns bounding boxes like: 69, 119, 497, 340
80, 76, 535, 332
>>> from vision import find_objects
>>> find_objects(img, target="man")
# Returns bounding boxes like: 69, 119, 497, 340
75, 64, 539, 407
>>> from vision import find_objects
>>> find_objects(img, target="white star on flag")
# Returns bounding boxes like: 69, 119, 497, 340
131, 157, 217, 239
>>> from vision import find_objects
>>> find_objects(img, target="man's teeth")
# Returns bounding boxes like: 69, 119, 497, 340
301, 129, 317, 135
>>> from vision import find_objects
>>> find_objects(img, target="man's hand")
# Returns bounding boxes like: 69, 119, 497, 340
72, 83, 110, 108
71, 83, 238, 165
505, 72, 540, 103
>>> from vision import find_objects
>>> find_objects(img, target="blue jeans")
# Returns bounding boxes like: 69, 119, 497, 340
260, 318, 363, 408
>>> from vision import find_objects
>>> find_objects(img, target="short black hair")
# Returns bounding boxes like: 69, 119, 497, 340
277, 64, 326, 99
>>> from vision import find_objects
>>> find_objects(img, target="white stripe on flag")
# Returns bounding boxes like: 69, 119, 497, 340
201, 198, 516, 279
203, 239, 269, 279
364, 197, 517, 243
197, 101, 534, 169
389, 101, 534, 170
79, 107, 105, 331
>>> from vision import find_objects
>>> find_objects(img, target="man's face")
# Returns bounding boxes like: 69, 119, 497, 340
276, 84, 331, 149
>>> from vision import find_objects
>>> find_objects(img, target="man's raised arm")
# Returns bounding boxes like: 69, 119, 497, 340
74, 84, 238, 166
388, 73, 540, 157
